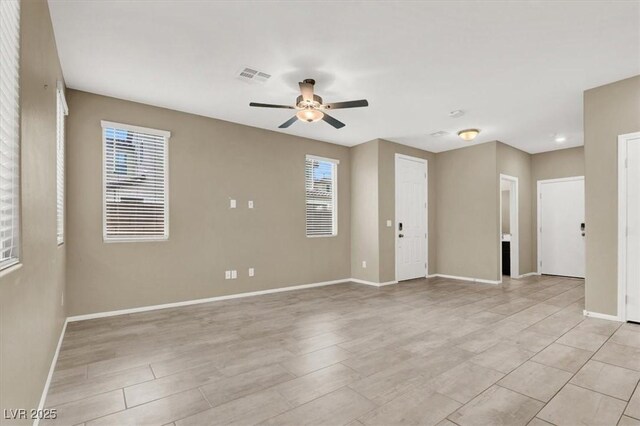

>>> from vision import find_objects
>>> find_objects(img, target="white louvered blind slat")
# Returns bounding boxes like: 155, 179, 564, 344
305, 155, 338, 237
0, 0, 21, 270
56, 83, 68, 245
102, 122, 169, 241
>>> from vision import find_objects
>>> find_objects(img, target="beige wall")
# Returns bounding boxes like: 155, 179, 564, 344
435, 142, 499, 281
501, 191, 510, 234
497, 142, 534, 275
66, 90, 351, 316
378, 139, 437, 282
531, 146, 585, 269
0, 1, 66, 422
584, 75, 640, 316
350, 140, 380, 282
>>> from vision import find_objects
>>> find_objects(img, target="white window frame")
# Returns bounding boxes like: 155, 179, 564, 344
0, 0, 21, 272
101, 120, 170, 243
305, 154, 339, 238
56, 81, 68, 245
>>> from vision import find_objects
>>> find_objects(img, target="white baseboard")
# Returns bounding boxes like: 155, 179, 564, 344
68, 278, 352, 322
432, 274, 501, 285
35, 318, 68, 426
583, 310, 623, 322
349, 278, 398, 287
515, 272, 540, 278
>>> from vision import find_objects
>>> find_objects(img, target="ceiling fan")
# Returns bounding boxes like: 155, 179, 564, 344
249, 79, 369, 129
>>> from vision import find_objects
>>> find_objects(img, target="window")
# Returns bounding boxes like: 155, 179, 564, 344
305, 155, 338, 237
102, 121, 170, 242
0, 0, 21, 271
56, 82, 68, 245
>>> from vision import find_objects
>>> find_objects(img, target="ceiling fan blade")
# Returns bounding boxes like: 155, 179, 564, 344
250, 102, 295, 109
324, 99, 369, 110
278, 116, 299, 129
322, 113, 345, 129
299, 81, 314, 102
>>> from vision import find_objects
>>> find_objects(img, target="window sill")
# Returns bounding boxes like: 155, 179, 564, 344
0, 262, 22, 279
306, 234, 338, 238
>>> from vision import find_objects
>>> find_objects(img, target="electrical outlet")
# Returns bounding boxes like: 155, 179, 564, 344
230, 199, 236, 209
386, 220, 392, 227
225, 270, 231, 279
248, 200, 254, 209
362, 261, 367, 268
248, 268, 255, 277
231, 270, 237, 279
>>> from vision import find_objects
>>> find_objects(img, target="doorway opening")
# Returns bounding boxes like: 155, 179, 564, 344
395, 154, 428, 282
500, 174, 519, 280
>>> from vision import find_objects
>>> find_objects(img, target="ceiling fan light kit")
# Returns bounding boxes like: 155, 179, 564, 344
249, 78, 368, 129
458, 128, 480, 141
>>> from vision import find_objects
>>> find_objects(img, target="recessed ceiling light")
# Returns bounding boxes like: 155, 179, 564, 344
449, 110, 465, 118
458, 128, 480, 141
555, 135, 567, 143
430, 131, 449, 137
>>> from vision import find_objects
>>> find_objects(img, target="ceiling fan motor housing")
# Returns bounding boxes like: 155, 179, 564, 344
296, 94, 323, 109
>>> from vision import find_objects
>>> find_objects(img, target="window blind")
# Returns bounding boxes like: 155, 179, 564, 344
0, 0, 21, 270
102, 121, 170, 242
305, 155, 338, 237
56, 82, 68, 245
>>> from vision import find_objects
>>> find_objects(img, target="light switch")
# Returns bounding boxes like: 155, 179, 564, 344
248, 268, 255, 277
225, 270, 231, 279
362, 261, 367, 268
386, 220, 392, 227
231, 270, 237, 279
248, 200, 254, 209
230, 199, 236, 209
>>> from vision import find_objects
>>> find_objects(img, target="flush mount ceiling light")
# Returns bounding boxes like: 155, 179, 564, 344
555, 134, 567, 143
458, 128, 480, 141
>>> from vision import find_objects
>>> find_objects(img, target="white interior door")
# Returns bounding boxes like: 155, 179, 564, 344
396, 155, 427, 281
624, 136, 640, 322
539, 178, 585, 278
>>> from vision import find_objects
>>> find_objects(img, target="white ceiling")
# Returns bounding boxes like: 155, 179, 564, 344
48, 1, 639, 153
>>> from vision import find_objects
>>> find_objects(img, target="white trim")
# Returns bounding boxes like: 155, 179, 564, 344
536, 175, 585, 275
34, 318, 68, 426
100, 120, 171, 138
68, 279, 352, 321
515, 272, 540, 278
350, 278, 398, 287
617, 132, 640, 322
394, 154, 429, 281
56, 81, 68, 116
499, 174, 519, 281
583, 310, 623, 322
433, 274, 501, 285
426, 274, 438, 278
305, 154, 340, 165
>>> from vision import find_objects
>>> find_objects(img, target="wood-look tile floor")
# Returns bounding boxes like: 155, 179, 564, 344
45, 276, 640, 426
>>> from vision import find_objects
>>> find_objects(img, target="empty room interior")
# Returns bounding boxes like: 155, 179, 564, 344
2, 1, 640, 425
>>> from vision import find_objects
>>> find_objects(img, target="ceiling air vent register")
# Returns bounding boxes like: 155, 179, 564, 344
238, 67, 271, 84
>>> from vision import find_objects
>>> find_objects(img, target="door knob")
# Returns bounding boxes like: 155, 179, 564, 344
399, 234, 404, 238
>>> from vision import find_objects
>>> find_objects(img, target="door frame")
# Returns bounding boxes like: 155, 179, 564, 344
499, 174, 519, 280
395, 153, 428, 282
536, 175, 585, 275
617, 131, 640, 322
